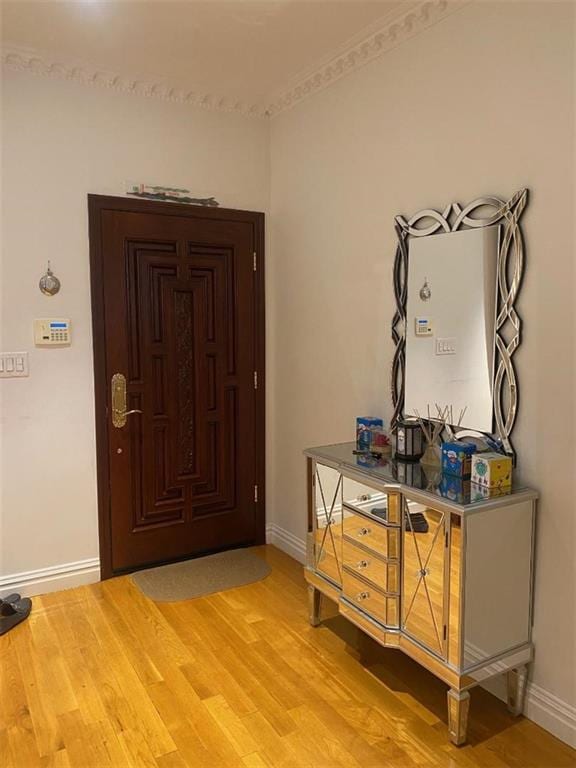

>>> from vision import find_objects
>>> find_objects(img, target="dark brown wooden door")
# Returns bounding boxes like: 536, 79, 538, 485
89, 196, 265, 575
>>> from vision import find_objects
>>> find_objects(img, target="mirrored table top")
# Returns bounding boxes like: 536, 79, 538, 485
304, 442, 537, 512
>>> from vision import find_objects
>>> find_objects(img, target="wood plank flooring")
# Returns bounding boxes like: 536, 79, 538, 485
1, 545, 574, 767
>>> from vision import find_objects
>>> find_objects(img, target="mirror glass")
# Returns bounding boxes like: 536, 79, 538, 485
402, 501, 447, 658
404, 225, 499, 432
314, 463, 342, 586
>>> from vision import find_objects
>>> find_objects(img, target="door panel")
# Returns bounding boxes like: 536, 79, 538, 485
90, 199, 264, 574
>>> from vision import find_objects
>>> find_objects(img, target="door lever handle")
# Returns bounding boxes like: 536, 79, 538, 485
111, 373, 142, 428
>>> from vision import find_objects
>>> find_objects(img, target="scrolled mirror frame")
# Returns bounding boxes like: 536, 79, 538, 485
390, 189, 529, 460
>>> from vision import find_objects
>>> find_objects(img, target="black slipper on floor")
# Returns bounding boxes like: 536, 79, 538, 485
409, 511, 429, 533
0, 597, 32, 636
1, 593, 21, 606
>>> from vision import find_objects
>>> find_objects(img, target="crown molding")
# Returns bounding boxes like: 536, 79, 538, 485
267, 0, 470, 116
1, 43, 271, 118
2, 1, 469, 120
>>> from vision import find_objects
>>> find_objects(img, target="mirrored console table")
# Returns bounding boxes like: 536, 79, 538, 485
304, 442, 537, 745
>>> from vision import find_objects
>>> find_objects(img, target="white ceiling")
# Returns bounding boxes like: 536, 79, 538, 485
1, 1, 407, 107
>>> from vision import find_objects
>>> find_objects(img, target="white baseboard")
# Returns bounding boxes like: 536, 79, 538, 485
266, 523, 306, 564
482, 675, 576, 748
264, 522, 576, 747
524, 681, 576, 748
0, 557, 101, 598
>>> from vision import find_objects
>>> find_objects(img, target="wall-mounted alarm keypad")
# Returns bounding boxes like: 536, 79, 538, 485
414, 317, 433, 336
34, 318, 71, 346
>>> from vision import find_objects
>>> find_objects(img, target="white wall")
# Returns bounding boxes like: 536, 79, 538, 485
270, 0, 575, 742
0, 70, 270, 588
1, 0, 574, 745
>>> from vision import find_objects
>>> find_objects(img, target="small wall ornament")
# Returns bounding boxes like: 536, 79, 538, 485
419, 277, 431, 301
39, 261, 61, 296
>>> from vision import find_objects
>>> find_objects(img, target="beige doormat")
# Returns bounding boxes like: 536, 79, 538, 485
130, 547, 271, 602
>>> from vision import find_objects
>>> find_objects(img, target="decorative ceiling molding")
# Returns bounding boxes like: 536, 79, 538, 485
1, 1, 468, 120
267, 0, 469, 117
1, 44, 271, 119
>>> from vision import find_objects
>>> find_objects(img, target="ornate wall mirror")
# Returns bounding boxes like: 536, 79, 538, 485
391, 189, 528, 458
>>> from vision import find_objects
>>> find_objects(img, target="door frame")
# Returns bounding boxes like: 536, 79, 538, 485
88, 194, 266, 579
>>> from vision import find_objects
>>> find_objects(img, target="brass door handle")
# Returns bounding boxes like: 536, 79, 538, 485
111, 373, 142, 428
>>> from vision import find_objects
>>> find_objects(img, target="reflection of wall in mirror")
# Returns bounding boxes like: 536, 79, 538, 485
404, 226, 499, 432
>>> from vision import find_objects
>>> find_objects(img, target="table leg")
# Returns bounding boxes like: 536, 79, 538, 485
447, 688, 470, 746
507, 665, 528, 716
308, 584, 322, 627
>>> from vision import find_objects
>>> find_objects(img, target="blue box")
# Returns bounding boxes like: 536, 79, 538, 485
356, 454, 390, 470
356, 417, 383, 451
439, 475, 471, 504
441, 441, 477, 478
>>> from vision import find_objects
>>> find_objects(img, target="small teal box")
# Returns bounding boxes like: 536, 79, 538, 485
356, 417, 383, 451
441, 441, 477, 478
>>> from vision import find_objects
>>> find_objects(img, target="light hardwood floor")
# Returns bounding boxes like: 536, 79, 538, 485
1, 545, 574, 768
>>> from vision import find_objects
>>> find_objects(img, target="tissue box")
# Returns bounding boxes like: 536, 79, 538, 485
439, 475, 471, 504
471, 452, 513, 488
356, 417, 383, 451
441, 441, 477, 478
470, 482, 512, 501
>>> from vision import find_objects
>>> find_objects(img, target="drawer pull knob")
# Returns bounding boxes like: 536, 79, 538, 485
356, 560, 369, 569
357, 494, 371, 501
358, 527, 371, 536
355, 591, 370, 602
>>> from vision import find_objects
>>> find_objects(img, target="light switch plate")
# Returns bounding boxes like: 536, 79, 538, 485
436, 337, 456, 355
0, 352, 29, 377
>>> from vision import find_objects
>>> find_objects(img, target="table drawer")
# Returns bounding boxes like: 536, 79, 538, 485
343, 510, 400, 560
342, 478, 401, 526
343, 540, 399, 594
342, 571, 399, 628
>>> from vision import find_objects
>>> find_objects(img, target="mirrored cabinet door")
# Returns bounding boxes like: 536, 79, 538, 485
462, 503, 533, 669
402, 499, 448, 658
313, 463, 343, 586
448, 513, 463, 668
